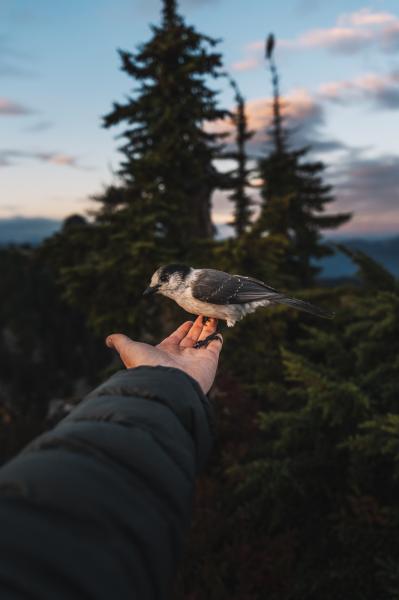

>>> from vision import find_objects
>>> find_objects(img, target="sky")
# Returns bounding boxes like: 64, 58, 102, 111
1, 0, 399, 237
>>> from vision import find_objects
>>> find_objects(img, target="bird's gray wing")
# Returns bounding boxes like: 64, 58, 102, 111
192, 270, 280, 305
192, 269, 335, 319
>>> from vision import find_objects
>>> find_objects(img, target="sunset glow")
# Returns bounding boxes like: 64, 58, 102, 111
1, 0, 399, 236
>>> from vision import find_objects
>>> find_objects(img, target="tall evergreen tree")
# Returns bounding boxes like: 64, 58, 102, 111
227, 79, 254, 236
103, 0, 228, 248
256, 34, 351, 286
44, 0, 230, 337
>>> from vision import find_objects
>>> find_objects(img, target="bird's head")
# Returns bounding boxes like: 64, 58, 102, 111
143, 264, 192, 298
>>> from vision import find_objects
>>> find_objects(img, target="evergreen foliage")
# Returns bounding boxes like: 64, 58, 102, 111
0, 246, 109, 463
177, 260, 399, 599
256, 35, 351, 285
226, 79, 254, 236
0, 4, 397, 599
42, 0, 230, 337
103, 0, 228, 246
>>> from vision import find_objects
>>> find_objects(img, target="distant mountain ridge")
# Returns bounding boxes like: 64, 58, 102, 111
318, 236, 399, 278
0, 217, 61, 245
0, 216, 398, 278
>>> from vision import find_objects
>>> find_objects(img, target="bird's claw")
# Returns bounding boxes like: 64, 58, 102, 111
193, 333, 222, 349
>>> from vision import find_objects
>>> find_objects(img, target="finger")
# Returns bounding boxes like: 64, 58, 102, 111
207, 333, 223, 355
161, 321, 193, 346
197, 317, 218, 342
106, 333, 138, 367
180, 315, 205, 348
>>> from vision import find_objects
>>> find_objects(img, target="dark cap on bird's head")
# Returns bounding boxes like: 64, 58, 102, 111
158, 264, 191, 282
143, 264, 191, 296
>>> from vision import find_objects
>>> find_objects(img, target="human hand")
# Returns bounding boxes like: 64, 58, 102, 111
105, 316, 222, 394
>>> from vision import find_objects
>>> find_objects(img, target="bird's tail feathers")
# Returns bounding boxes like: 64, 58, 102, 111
273, 295, 335, 319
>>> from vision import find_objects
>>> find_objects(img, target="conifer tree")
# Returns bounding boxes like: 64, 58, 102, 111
211, 255, 399, 599
227, 79, 254, 236
44, 0, 230, 336
103, 0, 228, 249
256, 34, 351, 285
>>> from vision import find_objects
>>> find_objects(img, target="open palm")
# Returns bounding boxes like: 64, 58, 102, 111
106, 316, 222, 394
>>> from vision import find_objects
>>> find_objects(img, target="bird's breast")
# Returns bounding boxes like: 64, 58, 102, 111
173, 290, 238, 322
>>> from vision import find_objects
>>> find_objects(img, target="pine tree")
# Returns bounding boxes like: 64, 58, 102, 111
44, 0, 230, 337
226, 79, 254, 236
103, 0, 228, 249
212, 260, 399, 599
256, 34, 351, 286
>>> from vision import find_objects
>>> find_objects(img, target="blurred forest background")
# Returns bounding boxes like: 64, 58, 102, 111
1, 1, 399, 598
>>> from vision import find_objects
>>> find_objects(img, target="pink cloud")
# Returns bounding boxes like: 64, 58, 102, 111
381, 21, 399, 51
0, 98, 32, 115
285, 27, 372, 52
231, 57, 260, 72
338, 8, 397, 27
206, 88, 325, 150
246, 88, 322, 135
332, 212, 399, 236
247, 40, 264, 52
318, 80, 352, 100
247, 8, 399, 55
36, 152, 79, 167
0, 149, 89, 169
319, 71, 399, 108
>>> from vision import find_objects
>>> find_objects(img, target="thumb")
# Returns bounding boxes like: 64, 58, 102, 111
105, 333, 138, 367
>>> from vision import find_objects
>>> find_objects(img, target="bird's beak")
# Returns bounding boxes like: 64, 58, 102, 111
143, 285, 160, 297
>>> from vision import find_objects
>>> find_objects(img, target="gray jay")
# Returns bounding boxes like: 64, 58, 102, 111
143, 264, 334, 348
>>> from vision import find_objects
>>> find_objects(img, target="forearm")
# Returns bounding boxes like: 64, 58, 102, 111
0, 366, 213, 599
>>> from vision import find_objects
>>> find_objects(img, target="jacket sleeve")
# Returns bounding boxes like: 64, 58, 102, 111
0, 366, 214, 600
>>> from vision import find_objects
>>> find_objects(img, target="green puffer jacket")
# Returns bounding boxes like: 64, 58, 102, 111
0, 366, 214, 599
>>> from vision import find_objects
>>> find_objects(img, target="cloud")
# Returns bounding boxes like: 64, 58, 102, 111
231, 40, 264, 73
25, 120, 53, 133
247, 8, 399, 56
380, 22, 399, 51
305, 138, 348, 154
338, 8, 397, 27
213, 149, 399, 236
232, 9, 399, 71
207, 88, 346, 155
327, 152, 399, 234
0, 98, 32, 115
0, 149, 88, 169
319, 70, 399, 110
282, 26, 373, 54
231, 57, 260, 72
212, 189, 260, 229
247, 88, 324, 142
35, 152, 80, 167
244, 89, 327, 150
333, 154, 399, 210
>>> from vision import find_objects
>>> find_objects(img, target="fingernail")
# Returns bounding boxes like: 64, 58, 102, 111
105, 336, 113, 348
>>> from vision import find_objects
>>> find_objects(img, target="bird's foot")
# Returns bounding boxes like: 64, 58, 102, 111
193, 332, 222, 349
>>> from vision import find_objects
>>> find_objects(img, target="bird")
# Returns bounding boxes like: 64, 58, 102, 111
143, 264, 334, 348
